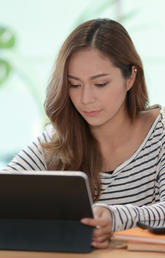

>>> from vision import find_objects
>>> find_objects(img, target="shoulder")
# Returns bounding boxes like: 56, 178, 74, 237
147, 105, 165, 131
148, 105, 165, 140
38, 124, 55, 144
135, 105, 160, 137
138, 105, 162, 127
151, 105, 165, 129
159, 106, 165, 127
144, 104, 161, 120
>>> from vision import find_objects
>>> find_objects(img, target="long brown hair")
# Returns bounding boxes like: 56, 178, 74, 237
43, 18, 149, 201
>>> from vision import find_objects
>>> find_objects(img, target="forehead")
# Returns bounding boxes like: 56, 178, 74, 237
68, 48, 115, 75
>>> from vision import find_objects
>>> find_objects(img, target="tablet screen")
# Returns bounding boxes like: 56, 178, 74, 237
0, 171, 93, 220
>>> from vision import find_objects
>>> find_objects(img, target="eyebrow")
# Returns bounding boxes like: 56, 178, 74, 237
68, 73, 111, 81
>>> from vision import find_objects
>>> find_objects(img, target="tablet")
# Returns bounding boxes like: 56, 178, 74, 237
0, 170, 94, 220
0, 171, 94, 252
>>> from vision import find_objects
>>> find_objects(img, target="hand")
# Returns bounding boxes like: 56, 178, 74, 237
81, 206, 112, 249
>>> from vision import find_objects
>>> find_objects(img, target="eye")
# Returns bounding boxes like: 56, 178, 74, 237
95, 82, 108, 87
69, 83, 80, 88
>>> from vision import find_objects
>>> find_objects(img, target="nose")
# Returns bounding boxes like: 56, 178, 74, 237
81, 85, 95, 105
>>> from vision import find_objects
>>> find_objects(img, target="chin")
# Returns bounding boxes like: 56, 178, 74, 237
87, 121, 103, 128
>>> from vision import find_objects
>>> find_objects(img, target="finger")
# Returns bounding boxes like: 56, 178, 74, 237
92, 240, 110, 249
93, 223, 112, 236
93, 225, 112, 238
93, 233, 111, 243
81, 217, 109, 227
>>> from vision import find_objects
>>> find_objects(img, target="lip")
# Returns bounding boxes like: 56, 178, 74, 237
83, 110, 101, 117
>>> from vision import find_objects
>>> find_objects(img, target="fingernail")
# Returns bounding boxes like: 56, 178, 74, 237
92, 242, 96, 247
81, 218, 88, 223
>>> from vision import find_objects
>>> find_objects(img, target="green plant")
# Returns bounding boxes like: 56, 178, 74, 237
0, 26, 16, 85
0, 25, 46, 124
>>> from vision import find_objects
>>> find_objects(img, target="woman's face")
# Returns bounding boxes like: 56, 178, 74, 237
68, 48, 133, 130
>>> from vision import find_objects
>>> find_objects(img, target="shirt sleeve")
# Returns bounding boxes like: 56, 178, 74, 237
2, 125, 53, 171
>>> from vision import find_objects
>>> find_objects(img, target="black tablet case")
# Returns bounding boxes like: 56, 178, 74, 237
0, 172, 94, 253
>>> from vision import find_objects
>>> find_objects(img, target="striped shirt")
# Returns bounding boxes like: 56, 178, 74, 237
3, 108, 165, 232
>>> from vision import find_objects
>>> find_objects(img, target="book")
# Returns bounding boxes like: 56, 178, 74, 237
111, 227, 165, 253
127, 242, 165, 252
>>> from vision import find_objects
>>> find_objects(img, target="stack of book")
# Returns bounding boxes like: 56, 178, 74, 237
111, 227, 165, 252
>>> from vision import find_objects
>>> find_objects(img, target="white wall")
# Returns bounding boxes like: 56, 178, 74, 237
1, 0, 165, 167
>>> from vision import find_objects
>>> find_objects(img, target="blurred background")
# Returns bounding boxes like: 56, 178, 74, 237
1, 0, 165, 168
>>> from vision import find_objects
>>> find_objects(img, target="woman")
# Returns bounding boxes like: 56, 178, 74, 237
3, 19, 165, 249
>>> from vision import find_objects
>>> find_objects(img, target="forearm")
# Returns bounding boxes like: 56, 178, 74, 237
94, 201, 165, 232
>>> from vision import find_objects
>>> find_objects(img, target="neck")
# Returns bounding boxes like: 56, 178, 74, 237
90, 105, 134, 172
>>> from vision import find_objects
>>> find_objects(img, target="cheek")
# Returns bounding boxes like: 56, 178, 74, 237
115, 86, 127, 99
104, 84, 127, 105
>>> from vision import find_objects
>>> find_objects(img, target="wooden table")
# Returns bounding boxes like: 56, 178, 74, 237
0, 246, 164, 258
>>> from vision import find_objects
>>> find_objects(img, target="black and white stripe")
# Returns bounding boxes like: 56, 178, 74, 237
96, 108, 165, 231
3, 110, 165, 232
2, 125, 53, 171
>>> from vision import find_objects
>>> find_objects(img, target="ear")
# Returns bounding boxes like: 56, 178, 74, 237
126, 65, 137, 91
